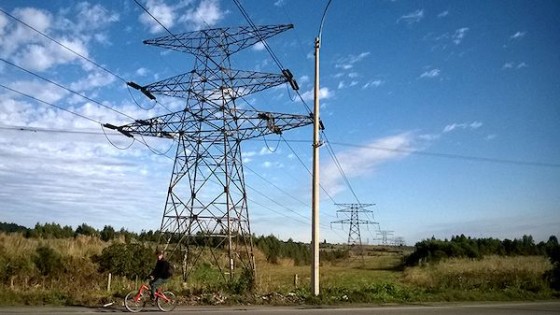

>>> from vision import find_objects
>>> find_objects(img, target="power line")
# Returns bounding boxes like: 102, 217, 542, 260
329, 141, 560, 169
280, 135, 338, 206
322, 132, 363, 204
1, 58, 137, 121
0, 125, 116, 136
0, 83, 101, 125
232, 0, 286, 72
0, 7, 127, 83
0, 6, 175, 116
232, 0, 314, 115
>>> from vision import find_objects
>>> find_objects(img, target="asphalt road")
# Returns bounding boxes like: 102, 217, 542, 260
1, 302, 560, 314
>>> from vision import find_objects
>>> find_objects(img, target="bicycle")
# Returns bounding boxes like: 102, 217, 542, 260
124, 282, 177, 312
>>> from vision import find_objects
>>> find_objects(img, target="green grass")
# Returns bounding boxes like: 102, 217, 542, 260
0, 233, 556, 306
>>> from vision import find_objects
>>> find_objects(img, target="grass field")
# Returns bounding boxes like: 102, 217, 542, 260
0, 233, 556, 306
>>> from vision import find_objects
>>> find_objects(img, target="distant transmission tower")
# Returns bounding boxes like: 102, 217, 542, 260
331, 203, 379, 254
376, 230, 395, 245
105, 24, 312, 283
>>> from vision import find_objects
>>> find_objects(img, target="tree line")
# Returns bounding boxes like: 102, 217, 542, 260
0, 221, 161, 242
404, 234, 560, 290
0, 222, 346, 267
405, 234, 559, 266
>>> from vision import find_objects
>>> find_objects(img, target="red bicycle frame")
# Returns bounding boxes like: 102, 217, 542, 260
132, 283, 171, 303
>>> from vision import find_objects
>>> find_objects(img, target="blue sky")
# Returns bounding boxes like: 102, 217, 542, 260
0, 0, 558, 245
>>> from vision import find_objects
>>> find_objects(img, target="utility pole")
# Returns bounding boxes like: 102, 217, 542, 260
331, 203, 379, 258
311, 34, 321, 297
105, 24, 312, 284
311, 0, 333, 297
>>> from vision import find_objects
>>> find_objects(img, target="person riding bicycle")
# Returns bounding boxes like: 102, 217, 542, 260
149, 249, 172, 301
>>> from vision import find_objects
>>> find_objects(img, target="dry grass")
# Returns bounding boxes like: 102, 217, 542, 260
0, 233, 106, 258
402, 255, 553, 291
0, 235, 555, 306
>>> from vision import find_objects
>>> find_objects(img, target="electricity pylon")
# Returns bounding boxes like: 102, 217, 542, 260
331, 203, 379, 257
105, 24, 312, 283
376, 230, 395, 245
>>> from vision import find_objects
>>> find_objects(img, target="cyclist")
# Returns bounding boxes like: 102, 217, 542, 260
149, 249, 172, 301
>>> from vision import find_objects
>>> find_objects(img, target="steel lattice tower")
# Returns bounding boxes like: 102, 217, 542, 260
376, 230, 395, 245
106, 24, 312, 282
331, 203, 379, 250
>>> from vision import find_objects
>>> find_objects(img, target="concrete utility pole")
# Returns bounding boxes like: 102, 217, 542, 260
311, 0, 333, 296
311, 34, 321, 297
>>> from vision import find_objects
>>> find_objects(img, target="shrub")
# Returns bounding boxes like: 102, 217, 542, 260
34, 246, 63, 276
94, 243, 153, 279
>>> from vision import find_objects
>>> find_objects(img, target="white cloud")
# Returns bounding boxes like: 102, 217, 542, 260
398, 9, 424, 24
443, 121, 483, 133
420, 68, 440, 79
452, 27, 469, 45
136, 67, 149, 76
179, 0, 224, 30
274, 0, 286, 7
0, 3, 119, 73
73, 2, 119, 35
502, 62, 527, 70
259, 146, 277, 156
362, 80, 384, 89
69, 70, 116, 92
139, 0, 176, 34
0, 8, 53, 58
510, 31, 526, 40
252, 41, 266, 51
470, 121, 483, 129
12, 37, 89, 72
300, 87, 333, 102
7, 80, 68, 104
16, 7, 52, 33
261, 161, 284, 169
335, 52, 370, 70
0, 123, 171, 231
322, 133, 419, 195
438, 10, 449, 18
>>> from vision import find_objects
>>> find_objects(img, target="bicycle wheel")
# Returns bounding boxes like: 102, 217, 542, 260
124, 290, 147, 312
157, 291, 177, 312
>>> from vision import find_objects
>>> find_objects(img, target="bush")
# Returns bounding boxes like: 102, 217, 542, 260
94, 243, 154, 279
34, 246, 63, 276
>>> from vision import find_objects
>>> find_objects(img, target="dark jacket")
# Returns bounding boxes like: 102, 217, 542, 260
150, 259, 172, 279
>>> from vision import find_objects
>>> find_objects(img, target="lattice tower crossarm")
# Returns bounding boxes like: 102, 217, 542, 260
142, 24, 293, 57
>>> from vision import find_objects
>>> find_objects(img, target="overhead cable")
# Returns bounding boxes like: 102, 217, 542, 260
0, 83, 101, 125
0, 7, 127, 83
0, 58, 137, 121
329, 140, 560, 169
